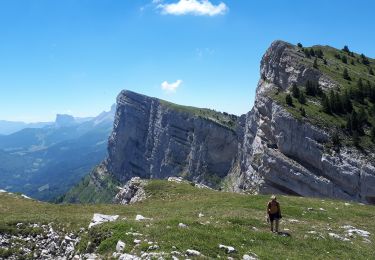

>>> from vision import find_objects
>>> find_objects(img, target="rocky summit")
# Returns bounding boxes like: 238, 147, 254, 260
64, 40, 375, 205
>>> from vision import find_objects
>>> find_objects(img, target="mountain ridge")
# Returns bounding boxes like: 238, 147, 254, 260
0, 105, 116, 201
64, 40, 375, 204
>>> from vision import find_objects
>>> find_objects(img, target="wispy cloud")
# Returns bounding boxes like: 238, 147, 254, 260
196, 47, 215, 58
161, 79, 183, 93
156, 0, 228, 16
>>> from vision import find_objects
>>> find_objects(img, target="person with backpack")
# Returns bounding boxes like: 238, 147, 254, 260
267, 195, 282, 233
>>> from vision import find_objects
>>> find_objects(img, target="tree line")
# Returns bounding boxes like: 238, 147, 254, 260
285, 79, 375, 144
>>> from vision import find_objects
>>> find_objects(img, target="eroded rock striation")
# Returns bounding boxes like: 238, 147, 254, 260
75, 40, 375, 204
106, 90, 238, 187
227, 41, 375, 204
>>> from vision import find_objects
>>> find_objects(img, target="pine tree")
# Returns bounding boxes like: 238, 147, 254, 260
313, 58, 319, 69
349, 110, 359, 133
315, 49, 324, 59
304, 49, 311, 58
361, 54, 370, 66
346, 116, 352, 133
353, 131, 360, 147
342, 90, 353, 113
341, 55, 348, 64
343, 68, 351, 80
286, 94, 293, 106
332, 132, 341, 152
298, 92, 306, 105
329, 90, 336, 113
370, 85, 375, 103
309, 48, 315, 57
357, 79, 365, 103
300, 107, 306, 117
305, 80, 313, 96
342, 45, 350, 53
292, 83, 300, 98
334, 92, 343, 114
297, 43, 303, 48
322, 94, 331, 114
371, 126, 375, 143
351, 59, 355, 66
369, 67, 374, 75
358, 107, 367, 130
305, 80, 322, 96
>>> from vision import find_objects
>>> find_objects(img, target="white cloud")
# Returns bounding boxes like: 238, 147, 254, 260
161, 79, 182, 93
157, 0, 228, 16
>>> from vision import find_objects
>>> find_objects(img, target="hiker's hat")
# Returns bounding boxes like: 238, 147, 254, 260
271, 195, 276, 200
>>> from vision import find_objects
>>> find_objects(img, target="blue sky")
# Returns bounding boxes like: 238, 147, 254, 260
1, 0, 374, 122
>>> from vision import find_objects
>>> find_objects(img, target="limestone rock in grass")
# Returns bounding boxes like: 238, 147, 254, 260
243, 253, 259, 260
148, 244, 160, 250
116, 240, 126, 253
141, 252, 166, 259
178, 223, 188, 228
89, 213, 119, 228
118, 253, 140, 260
134, 239, 141, 244
194, 183, 213, 190
219, 244, 236, 253
135, 214, 152, 221
168, 177, 185, 183
186, 249, 201, 256
83, 253, 101, 259
126, 232, 143, 236
171, 250, 182, 256
341, 225, 371, 238
115, 177, 147, 205
21, 194, 32, 199
328, 233, 350, 242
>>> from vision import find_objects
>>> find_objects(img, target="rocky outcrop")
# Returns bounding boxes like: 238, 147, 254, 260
227, 40, 375, 204
115, 177, 147, 205
106, 90, 238, 187
0, 223, 82, 260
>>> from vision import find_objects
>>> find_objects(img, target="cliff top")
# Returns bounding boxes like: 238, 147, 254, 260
118, 89, 238, 130
262, 40, 375, 151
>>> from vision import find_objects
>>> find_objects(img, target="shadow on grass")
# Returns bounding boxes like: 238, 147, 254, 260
277, 231, 291, 237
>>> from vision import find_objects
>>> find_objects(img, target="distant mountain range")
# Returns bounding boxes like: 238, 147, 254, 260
0, 120, 52, 135
0, 104, 116, 201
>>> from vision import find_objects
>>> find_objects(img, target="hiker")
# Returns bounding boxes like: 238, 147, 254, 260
267, 195, 282, 233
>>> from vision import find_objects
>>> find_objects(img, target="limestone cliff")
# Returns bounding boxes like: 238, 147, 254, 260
64, 40, 375, 204
106, 90, 238, 188
227, 41, 375, 204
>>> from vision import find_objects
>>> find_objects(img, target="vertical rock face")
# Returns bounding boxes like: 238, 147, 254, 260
106, 90, 238, 187
228, 40, 375, 204
78, 40, 375, 204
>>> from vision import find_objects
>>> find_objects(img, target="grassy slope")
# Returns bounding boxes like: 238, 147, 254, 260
57, 165, 119, 204
1, 180, 374, 259
271, 44, 375, 150
159, 99, 238, 130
